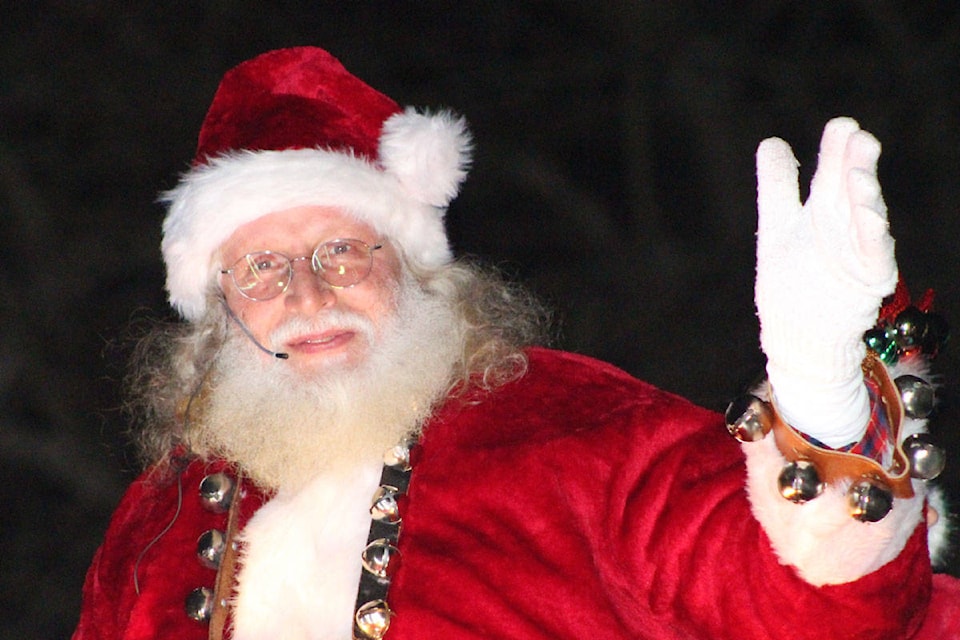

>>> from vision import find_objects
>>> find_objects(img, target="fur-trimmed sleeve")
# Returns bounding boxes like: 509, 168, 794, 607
741, 357, 950, 586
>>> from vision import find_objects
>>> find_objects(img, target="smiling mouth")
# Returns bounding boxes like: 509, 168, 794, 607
287, 330, 355, 351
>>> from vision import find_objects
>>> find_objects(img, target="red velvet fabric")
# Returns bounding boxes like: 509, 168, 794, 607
196, 47, 400, 164
74, 348, 960, 639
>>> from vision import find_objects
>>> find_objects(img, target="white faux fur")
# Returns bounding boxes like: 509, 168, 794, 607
927, 483, 953, 569
161, 110, 471, 322
231, 461, 382, 640
743, 431, 924, 586
743, 357, 950, 585
379, 108, 472, 207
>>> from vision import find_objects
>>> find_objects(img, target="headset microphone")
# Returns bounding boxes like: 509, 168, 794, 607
222, 301, 290, 359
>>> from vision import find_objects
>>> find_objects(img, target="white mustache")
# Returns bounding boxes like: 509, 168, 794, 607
268, 310, 376, 347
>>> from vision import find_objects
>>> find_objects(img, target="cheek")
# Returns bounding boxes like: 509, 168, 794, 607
230, 295, 284, 335
354, 266, 403, 324
348, 282, 398, 324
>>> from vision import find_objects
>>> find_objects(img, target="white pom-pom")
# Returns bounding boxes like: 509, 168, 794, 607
379, 107, 472, 207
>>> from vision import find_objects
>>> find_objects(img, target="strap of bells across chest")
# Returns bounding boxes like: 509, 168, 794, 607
353, 435, 417, 639
180, 466, 245, 639
190, 435, 418, 640
208, 474, 242, 640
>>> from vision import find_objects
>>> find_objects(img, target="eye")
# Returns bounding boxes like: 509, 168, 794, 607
327, 241, 355, 257
311, 240, 374, 287
247, 252, 286, 273
315, 240, 357, 267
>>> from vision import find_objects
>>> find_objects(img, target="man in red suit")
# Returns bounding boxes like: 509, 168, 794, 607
74, 47, 960, 639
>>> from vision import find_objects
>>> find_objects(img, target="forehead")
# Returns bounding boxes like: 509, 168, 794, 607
218, 205, 379, 261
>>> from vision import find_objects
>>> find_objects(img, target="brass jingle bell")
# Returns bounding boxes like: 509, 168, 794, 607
355, 599, 393, 639
724, 394, 771, 443
848, 478, 894, 522
361, 538, 402, 582
383, 435, 417, 471
370, 485, 402, 524
777, 460, 824, 503
903, 433, 946, 480
199, 472, 235, 513
895, 375, 936, 419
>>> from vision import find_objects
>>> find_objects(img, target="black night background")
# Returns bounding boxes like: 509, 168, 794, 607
2, 3, 960, 637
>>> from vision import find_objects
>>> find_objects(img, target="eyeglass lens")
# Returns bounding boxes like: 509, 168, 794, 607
227, 239, 376, 301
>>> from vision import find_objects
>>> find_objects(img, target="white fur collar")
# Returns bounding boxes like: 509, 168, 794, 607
231, 462, 382, 640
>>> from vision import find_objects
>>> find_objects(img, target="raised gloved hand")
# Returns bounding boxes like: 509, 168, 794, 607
755, 117, 898, 448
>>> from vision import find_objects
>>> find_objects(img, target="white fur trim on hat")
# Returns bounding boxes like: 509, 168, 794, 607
161, 110, 471, 322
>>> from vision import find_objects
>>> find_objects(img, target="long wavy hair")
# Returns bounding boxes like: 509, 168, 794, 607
125, 257, 551, 467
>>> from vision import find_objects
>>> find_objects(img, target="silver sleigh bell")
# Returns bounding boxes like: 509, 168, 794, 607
196, 529, 226, 570
779, 460, 896, 522
893, 372, 945, 480
199, 472, 235, 513
895, 375, 936, 419
903, 433, 946, 481
724, 394, 771, 443
777, 460, 824, 503
848, 478, 894, 522
185, 586, 215, 622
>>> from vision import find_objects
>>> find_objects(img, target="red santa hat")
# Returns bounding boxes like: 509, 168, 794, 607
161, 47, 472, 321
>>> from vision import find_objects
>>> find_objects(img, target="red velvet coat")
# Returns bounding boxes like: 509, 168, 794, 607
74, 348, 960, 638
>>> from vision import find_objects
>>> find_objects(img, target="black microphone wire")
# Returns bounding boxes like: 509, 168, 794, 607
221, 299, 290, 359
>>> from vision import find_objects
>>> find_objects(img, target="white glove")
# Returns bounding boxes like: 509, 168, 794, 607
755, 117, 898, 447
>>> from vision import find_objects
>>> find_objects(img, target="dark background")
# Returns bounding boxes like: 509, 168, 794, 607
3, 3, 960, 638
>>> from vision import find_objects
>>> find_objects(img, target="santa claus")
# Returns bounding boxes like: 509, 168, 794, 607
73, 47, 960, 639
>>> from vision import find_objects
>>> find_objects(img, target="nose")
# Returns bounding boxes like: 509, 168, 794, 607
283, 257, 335, 313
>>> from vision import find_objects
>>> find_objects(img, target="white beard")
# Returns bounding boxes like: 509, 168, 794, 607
191, 272, 463, 491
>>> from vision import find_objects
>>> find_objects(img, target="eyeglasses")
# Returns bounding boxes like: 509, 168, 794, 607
219, 238, 383, 301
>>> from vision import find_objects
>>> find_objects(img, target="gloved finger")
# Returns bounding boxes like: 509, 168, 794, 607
847, 165, 886, 220
849, 206, 897, 294
808, 117, 861, 202
756, 136, 800, 225
848, 169, 896, 289
844, 129, 881, 174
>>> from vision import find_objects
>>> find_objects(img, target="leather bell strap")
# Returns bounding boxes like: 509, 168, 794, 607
353, 455, 413, 638
768, 353, 914, 499
208, 472, 243, 640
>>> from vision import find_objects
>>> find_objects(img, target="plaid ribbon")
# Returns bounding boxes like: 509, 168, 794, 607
805, 377, 893, 467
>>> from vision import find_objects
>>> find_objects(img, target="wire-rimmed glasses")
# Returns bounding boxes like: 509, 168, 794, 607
219, 238, 383, 301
